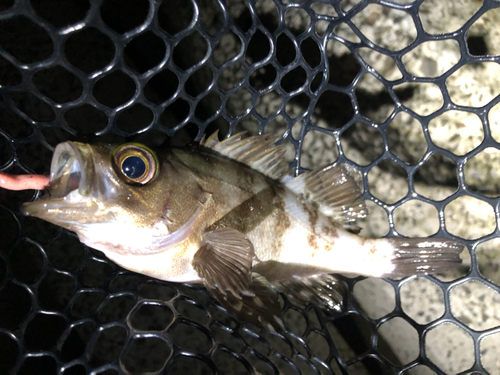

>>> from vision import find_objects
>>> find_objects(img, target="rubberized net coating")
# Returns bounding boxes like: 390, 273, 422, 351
1, 0, 500, 374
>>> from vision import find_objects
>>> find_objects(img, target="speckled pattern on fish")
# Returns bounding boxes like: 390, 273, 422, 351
21, 132, 465, 330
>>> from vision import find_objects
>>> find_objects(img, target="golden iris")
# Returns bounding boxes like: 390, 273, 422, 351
112, 143, 158, 185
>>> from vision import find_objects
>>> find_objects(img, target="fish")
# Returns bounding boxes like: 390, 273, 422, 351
20, 131, 464, 330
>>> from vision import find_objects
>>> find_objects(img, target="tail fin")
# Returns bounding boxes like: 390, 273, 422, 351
384, 238, 464, 277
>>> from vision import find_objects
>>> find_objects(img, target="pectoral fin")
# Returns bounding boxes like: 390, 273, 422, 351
192, 228, 256, 298
273, 274, 347, 313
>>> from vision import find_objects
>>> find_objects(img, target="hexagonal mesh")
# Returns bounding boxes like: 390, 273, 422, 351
1, 0, 500, 374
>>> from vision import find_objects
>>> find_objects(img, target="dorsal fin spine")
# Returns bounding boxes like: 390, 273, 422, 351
200, 131, 291, 180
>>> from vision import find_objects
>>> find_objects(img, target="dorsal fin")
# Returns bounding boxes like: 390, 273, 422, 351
285, 163, 367, 231
200, 131, 290, 180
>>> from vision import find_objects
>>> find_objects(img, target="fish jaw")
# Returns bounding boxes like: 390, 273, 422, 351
20, 193, 101, 230
21, 141, 109, 228
20, 141, 133, 244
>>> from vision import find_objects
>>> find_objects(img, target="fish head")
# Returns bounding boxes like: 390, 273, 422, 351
22, 141, 205, 255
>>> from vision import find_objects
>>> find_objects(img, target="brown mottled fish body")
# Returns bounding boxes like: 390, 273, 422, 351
21, 132, 464, 329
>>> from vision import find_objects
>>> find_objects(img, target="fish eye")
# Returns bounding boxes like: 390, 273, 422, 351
122, 156, 146, 179
112, 144, 158, 185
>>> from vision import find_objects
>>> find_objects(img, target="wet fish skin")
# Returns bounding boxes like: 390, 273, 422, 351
22, 139, 284, 281
21, 133, 464, 329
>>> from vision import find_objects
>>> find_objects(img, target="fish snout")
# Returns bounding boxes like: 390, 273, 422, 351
20, 141, 98, 220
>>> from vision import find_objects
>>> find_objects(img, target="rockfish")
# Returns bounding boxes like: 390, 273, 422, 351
21, 132, 463, 329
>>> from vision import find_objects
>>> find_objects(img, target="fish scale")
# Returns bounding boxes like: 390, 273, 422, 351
20, 132, 464, 330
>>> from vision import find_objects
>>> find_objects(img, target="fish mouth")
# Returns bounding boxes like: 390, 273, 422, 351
21, 142, 98, 221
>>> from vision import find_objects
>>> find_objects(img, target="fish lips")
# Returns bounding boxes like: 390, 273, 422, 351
21, 141, 98, 220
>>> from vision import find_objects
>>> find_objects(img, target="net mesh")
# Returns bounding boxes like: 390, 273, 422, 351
1, 0, 500, 374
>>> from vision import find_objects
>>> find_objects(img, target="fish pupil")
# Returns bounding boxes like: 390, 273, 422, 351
122, 156, 146, 179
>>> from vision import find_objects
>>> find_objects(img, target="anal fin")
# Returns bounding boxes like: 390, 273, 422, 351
208, 273, 285, 332
193, 228, 285, 331
273, 274, 347, 313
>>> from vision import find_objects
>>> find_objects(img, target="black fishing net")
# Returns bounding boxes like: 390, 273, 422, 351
1, 0, 500, 374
